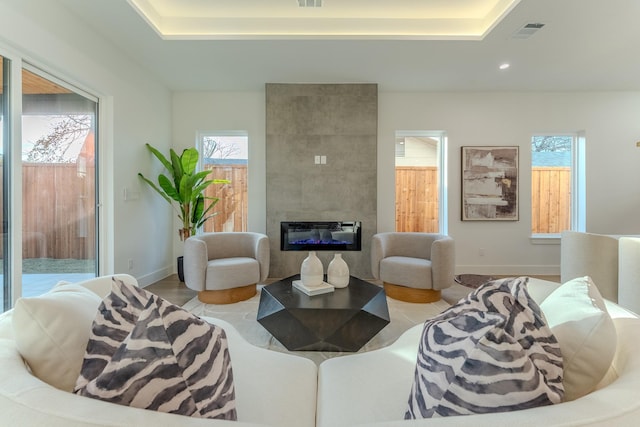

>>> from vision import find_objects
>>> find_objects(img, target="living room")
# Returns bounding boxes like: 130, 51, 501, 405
1, 0, 639, 288
2, 1, 640, 426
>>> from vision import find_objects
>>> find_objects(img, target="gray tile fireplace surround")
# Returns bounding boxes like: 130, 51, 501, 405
266, 83, 378, 279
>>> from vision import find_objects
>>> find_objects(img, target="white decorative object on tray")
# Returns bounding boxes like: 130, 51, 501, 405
327, 253, 349, 288
292, 280, 335, 296
300, 251, 324, 286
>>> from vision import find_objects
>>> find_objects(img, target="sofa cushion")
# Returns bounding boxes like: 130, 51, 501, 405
540, 276, 616, 401
75, 278, 237, 420
12, 282, 103, 391
406, 277, 564, 419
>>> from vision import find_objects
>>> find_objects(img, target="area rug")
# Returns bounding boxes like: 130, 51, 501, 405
454, 274, 496, 289
183, 284, 450, 365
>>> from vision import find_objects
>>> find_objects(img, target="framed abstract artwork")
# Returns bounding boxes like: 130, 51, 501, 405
461, 146, 519, 221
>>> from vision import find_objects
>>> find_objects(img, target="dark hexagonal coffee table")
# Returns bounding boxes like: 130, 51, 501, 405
257, 274, 390, 352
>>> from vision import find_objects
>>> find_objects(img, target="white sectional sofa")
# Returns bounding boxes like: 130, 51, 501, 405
317, 278, 640, 426
0, 275, 317, 427
1, 275, 639, 426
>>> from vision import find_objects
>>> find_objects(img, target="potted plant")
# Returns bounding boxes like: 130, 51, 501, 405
138, 143, 229, 280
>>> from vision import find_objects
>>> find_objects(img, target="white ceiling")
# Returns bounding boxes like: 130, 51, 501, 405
125, 0, 520, 40
57, 0, 640, 92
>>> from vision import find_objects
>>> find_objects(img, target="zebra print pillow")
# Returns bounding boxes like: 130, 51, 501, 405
74, 278, 237, 420
405, 277, 564, 419
74, 277, 155, 390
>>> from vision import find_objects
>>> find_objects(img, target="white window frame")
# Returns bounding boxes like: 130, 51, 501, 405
0, 43, 110, 310
196, 130, 249, 234
394, 130, 448, 234
530, 132, 585, 244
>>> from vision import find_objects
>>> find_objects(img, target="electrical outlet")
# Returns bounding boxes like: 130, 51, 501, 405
478, 247, 486, 256
128, 258, 134, 270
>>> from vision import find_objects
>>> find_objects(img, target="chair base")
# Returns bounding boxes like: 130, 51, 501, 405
383, 282, 441, 303
198, 284, 257, 304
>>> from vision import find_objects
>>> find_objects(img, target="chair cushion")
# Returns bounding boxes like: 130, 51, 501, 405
380, 256, 432, 289
75, 278, 237, 420
540, 276, 616, 401
12, 282, 103, 391
406, 277, 564, 419
206, 257, 260, 290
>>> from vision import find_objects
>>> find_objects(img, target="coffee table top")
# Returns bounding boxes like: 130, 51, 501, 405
257, 274, 390, 352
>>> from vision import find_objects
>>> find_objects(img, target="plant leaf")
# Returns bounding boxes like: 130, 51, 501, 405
181, 148, 199, 175
170, 149, 183, 190
138, 173, 173, 205
159, 174, 181, 202
145, 143, 172, 171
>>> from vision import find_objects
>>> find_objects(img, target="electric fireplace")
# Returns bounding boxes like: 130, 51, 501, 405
280, 221, 362, 251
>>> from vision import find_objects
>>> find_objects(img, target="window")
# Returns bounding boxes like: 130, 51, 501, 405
531, 134, 585, 236
198, 132, 248, 232
395, 131, 447, 233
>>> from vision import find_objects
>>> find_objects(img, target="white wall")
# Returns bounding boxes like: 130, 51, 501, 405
379, 91, 640, 274
174, 90, 640, 276
171, 92, 267, 242
0, 0, 174, 286
7, 0, 637, 280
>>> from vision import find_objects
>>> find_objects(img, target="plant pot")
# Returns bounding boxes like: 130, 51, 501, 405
177, 256, 184, 282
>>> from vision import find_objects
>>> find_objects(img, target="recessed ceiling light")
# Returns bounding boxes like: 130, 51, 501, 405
499, 63, 510, 70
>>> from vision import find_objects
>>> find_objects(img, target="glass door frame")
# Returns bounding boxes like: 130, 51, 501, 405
0, 43, 111, 309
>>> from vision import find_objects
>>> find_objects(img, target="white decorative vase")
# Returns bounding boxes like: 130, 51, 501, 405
301, 251, 324, 286
327, 253, 349, 288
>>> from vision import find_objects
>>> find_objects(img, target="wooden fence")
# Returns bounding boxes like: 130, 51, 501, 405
531, 167, 571, 233
2, 163, 568, 259
0, 163, 96, 259
395, 166, 571, 234
395, 166, 439, 232
203, 164, 248, 232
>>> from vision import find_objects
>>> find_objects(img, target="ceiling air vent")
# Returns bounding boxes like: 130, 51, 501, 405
298, 0, 322, 7
512, 22, 546, 39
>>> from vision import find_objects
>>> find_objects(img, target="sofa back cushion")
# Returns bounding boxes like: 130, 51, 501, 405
12, 282, 103, 391
406, 277, 564, 419
540, 276, 616, 401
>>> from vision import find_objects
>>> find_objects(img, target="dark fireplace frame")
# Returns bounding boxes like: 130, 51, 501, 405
280, 221, 362, 251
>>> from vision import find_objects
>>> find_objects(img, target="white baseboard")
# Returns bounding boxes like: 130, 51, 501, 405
137, 266, 173, 287
455, 264, 561, 276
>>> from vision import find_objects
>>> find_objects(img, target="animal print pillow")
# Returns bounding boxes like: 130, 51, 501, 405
74, 277, 154, 390
405, 277, 564, 419
74, 278, 237, 420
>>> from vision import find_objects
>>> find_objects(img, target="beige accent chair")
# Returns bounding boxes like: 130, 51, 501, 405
184, 232, 270, 304
371, 232, 455, 303
561, 230, 619, 302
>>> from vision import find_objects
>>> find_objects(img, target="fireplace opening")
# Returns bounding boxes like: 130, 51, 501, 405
281, 221, 362, 251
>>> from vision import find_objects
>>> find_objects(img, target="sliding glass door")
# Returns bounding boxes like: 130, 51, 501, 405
0, 51, 101, 312
20, 66, 98, 298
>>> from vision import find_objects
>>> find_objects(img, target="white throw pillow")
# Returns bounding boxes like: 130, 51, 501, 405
540, 276, 616, 401
12, 283, 102, 391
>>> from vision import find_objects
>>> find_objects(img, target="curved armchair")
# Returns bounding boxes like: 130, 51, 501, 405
184, 232, 270, 304
371, 232, 455, 303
